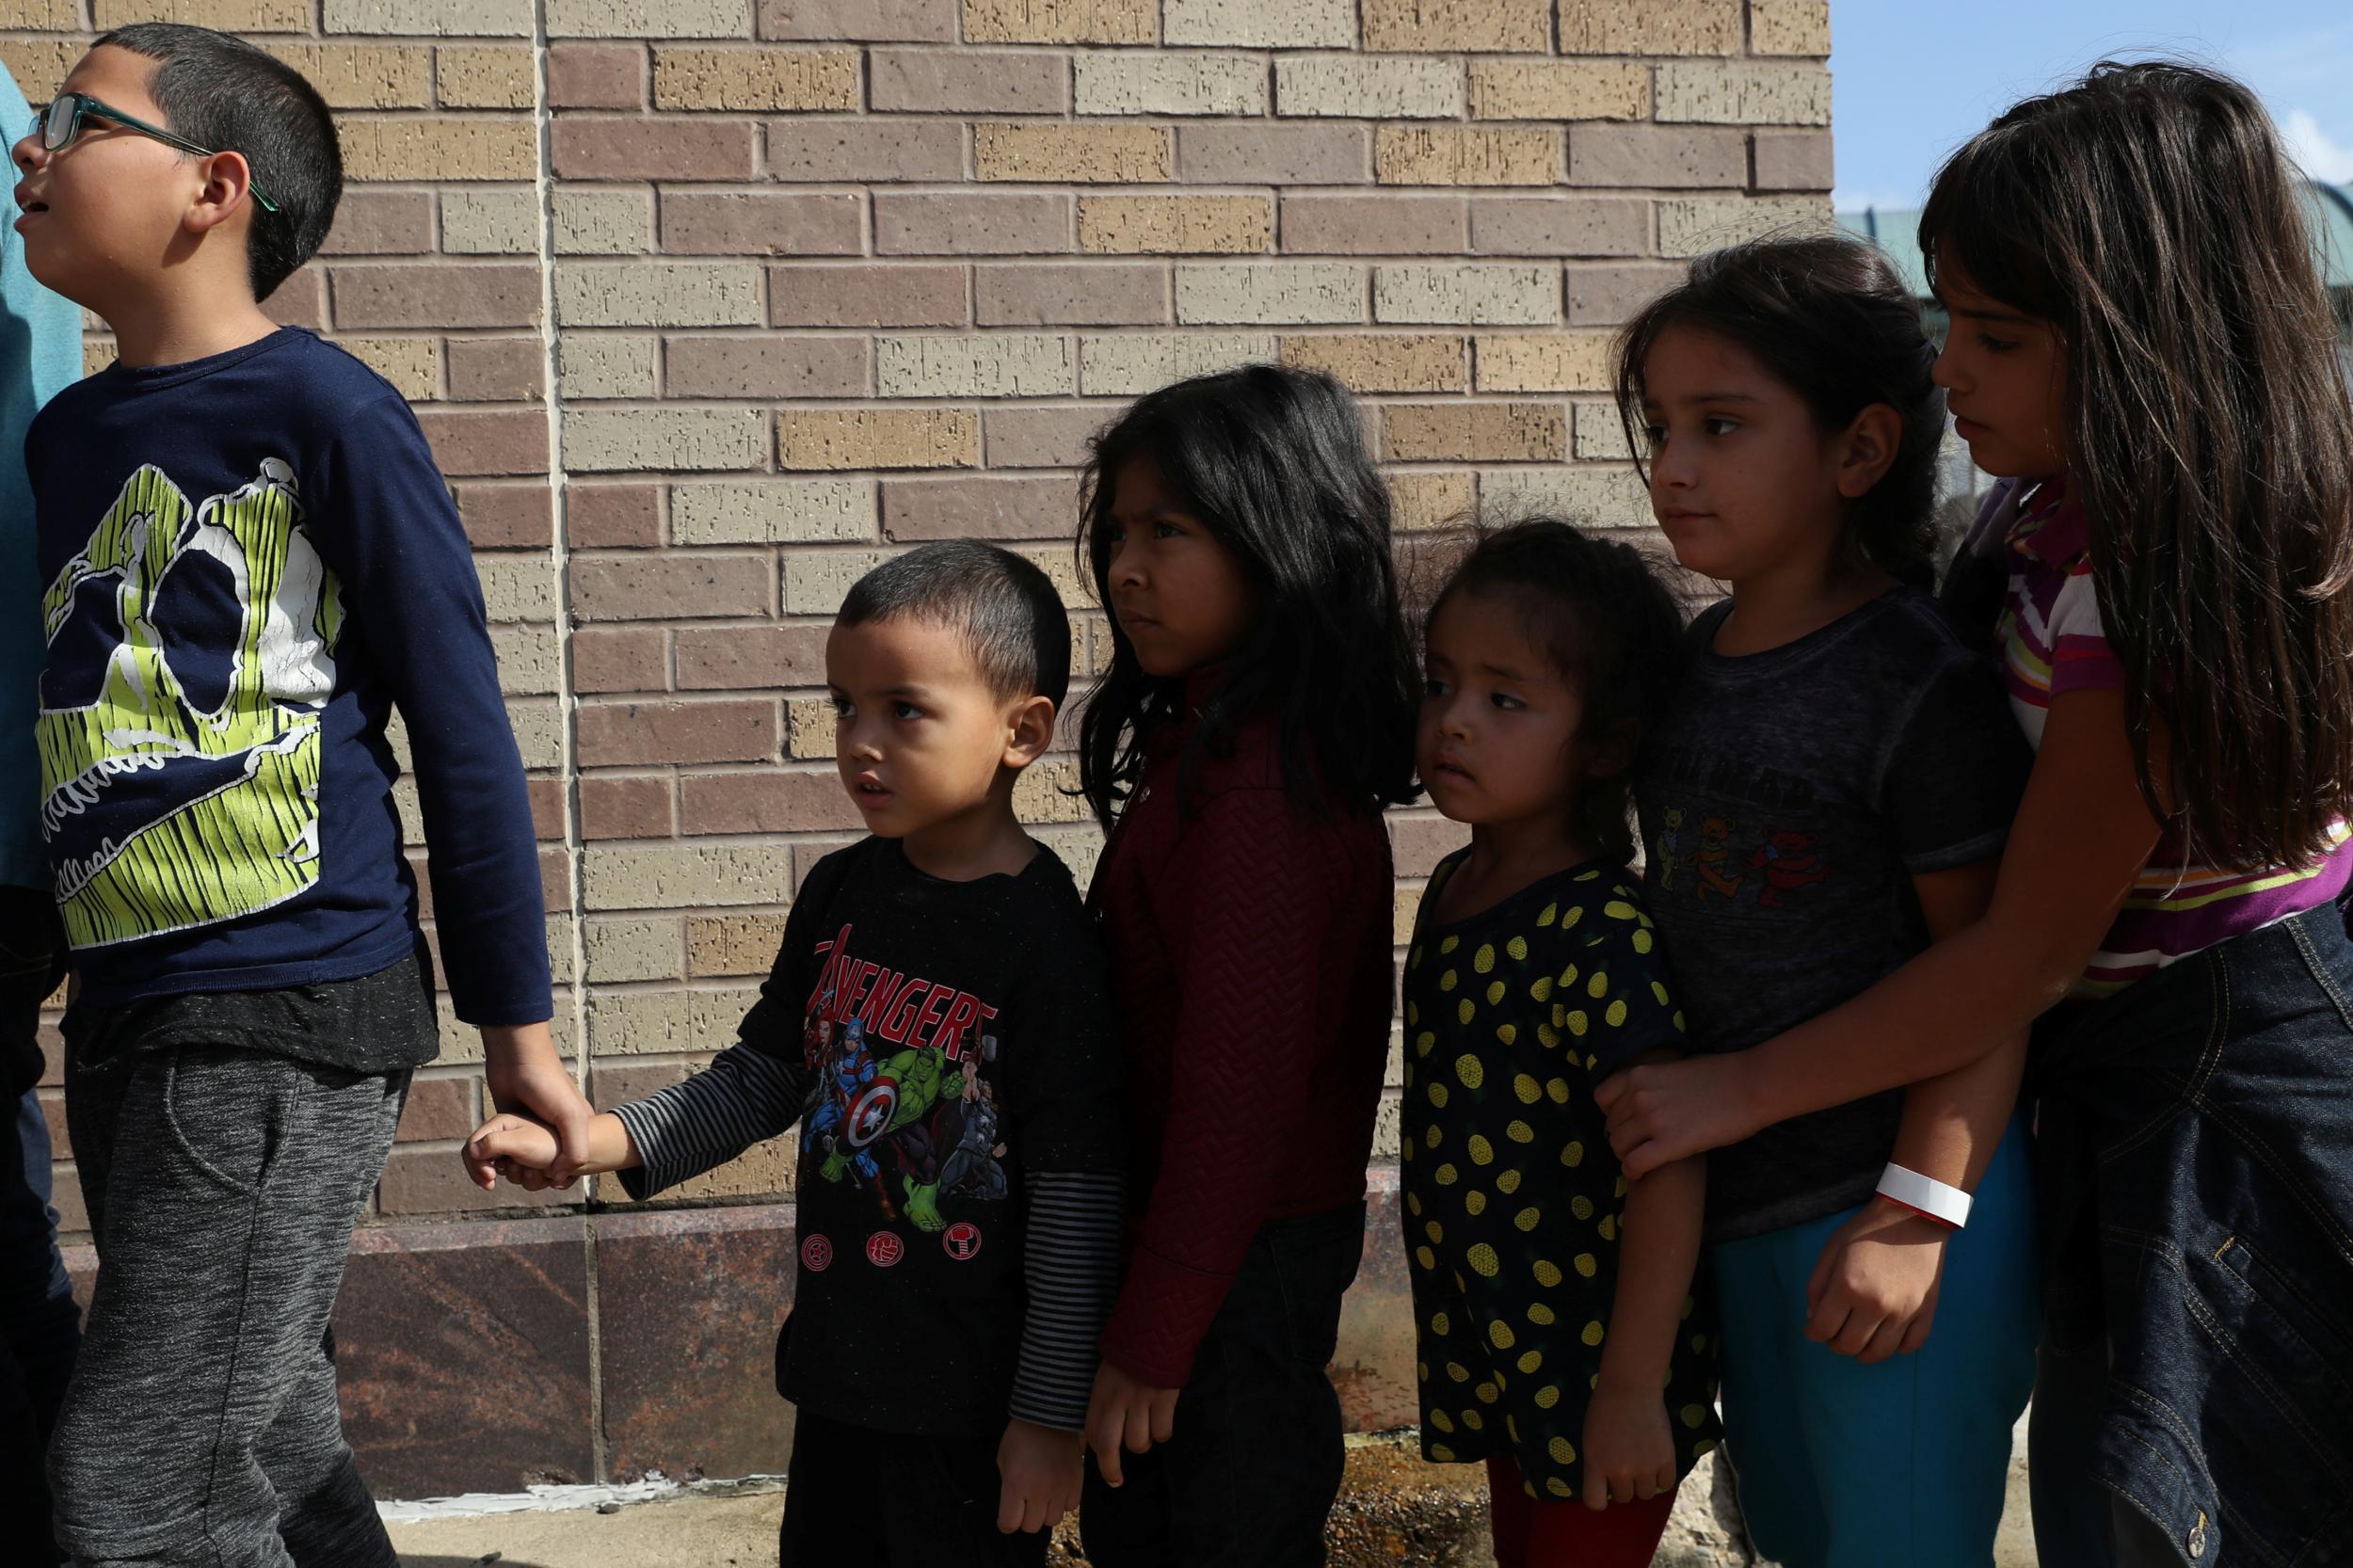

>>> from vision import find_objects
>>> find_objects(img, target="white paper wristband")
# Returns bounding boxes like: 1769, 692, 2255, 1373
1876, 1163, 1973, 1228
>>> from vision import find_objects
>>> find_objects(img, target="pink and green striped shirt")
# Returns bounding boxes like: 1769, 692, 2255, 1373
1982, 477, 2353, 998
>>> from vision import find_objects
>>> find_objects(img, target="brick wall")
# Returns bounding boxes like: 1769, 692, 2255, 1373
6, 0, 1828, 1480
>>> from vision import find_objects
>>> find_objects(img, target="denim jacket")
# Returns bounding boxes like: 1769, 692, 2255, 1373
2033, 904, 2353, 1566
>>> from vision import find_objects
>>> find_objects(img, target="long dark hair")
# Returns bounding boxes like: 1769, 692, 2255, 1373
1613, 233, 1947, 589
1427, 520, 1689, 865
1921, 59, 2353, 870
1077, 363, 1420, 825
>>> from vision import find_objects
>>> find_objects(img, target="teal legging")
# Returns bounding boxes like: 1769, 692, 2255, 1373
1711, 1123, 2040, 1568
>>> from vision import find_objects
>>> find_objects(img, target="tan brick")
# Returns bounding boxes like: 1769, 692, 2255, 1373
1655, 62, 1832, 127
583, 843, 793, 912
568, 485, 664, 549
663, 191, 861, 256
1361, 0, 1547, 52
1163, 0, 1348, 46
1473, 332, 1614, 392
331, 263, 541, 328
769, 264, 968, 328
1567, 261, 1684, 325
0, 40, 85, 101
1280, 333, 1464, 393
882, 474, 1081, 541
1275, 56, 1463, 120
437, 46, 536, 108
1480, 466, 1650, 528
549, 43, 644, 107
554, 263, 763, 328
341, 118, 536, 182
584, 985, 766, 1056
778, 408, 979, 472
1014, 756, 1090, 824
94, 0, 306, 27
975, 123, 1169, 184
1078, 332, 1275, 396
1178, 123, 1368, 184
1469, 60, 1647, 122
1569, 123, 1747, 187
440, 188, 539, 255
652, 46, 858, 110
1753, 129, 1834, 192
1383, 401, 1562, 462
1657, 194, 1830, 256
1752, 0, 1831, 56
584, 917, 683, 984
687, 913, 790, 977
1375, 126, 1557, 187
324, 0, 535, 33
665, 335, 869, 399
762, 0, 954, 40
672, 479, 875, 544
767, 120, 962, 183
780, 551, 887, 615
1282, 194, 1464, 256
554, 187, 654, 254
1079, 195, 1270, 255
1387, 469, 1475, 531
556, 335, 657, 400
1074, 52, 1269, 117
984, 405, 1110, 468
787, 697, 839, 758
976, 263, 1166, 327
564, 408, 771, 472
663, 1142, 798, 1203
322, 189, 435, 256
548, 0, 749, 38
1575, 402, 1635, 460
0, 2, 75, 34
446, 336, 544, 401
871, 47, 1068, 113
491, 623, 564, 696
1556, 0, 1740, 55
476, 555, 561, 621
554, 119, 759, 181
1374, 264, 1557, 326
676, 624, 830, 689
578, 696, 776, 761
263, 45, 431, 109
964, 0, 1154, 44
1175, 264, 1363, 325
875, 192, 1070, 256
877, 334, 1077, 398
341, 336, 440, 400
1468, 195, 1648, 258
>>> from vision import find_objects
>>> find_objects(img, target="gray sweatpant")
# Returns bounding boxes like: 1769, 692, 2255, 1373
50, 1043, 408, 1568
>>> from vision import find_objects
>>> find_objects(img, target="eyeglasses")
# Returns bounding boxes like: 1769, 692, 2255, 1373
29, 92, 280, 214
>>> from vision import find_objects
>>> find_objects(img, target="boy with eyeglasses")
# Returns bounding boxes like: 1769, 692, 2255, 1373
9, 24, 589, 1568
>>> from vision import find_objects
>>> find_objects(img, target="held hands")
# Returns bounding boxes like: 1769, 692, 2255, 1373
997, 1418, 1082, 1536
1580, 1381, 1676, 1512
463, 1111, 561, 1192
1804, 1197, 1951, 1362
480, 1022, 596, 1186
1594, 1053, 1767, 1180
1083, 1360, 1178, 1488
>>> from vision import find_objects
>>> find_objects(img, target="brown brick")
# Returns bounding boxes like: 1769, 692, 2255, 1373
454, 484, 555, 551
331, 264, 542, 329
445, 337, 546, 402
394, 1076, 478, 1143
881, 475, 1081, 542
1280, 334, 1465, 393
579, 699, 780, 767
676, 624, 830, 689
589, 1060, 696, 1106
687, 912, 790, 977
1568, 123, 1747, 189
976, 264, 1165, 326
1468, 196, 1649, 258
1178, 124, 1368, 185
571, 555, 770, 623
417, 409, 550, 477
767, 264, 967, 328
550, 43, 645, 108
875, 193, 1071, 256
1361, 0, 1546, 51
760, 0, 955, 40
975, 123, 1169, 184
264, 269, 328, 330
264, 43, 431, 109
559, 485, 657, 550
1282, 195, 1465, 256
964, 0, 1153, 43
768, 120, 962, 183
664, 335, 869, 399
378, 1146, 568, 1216
870, 47, 1068, 113
777, 408, 978, 471
984, 405, 1110, 469
580, 775, 676, 839
1382, 402, 1563, 462
573, 625, 669, 693
1753, 129, 1834, 193
525, 776, 568, 839
660, 190, 862, 256
437, 46, 536, 109
320, 189, 435, 256
553, 119, 758, 180
1078, 195, 1270, 255
1556, 0, 1741, 55
652, 46, 859, 111
681, 769, 865, 833
1566, 262, 1684, 326
1376, 126, 1557, 187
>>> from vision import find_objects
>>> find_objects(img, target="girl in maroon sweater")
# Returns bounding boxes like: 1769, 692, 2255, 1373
1074, 365, 1420, 1567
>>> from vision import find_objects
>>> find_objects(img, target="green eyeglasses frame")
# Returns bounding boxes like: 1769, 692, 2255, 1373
30, 91, 280, 215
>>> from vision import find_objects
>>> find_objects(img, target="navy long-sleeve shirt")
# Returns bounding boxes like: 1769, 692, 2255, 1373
27, 327, 550, 1026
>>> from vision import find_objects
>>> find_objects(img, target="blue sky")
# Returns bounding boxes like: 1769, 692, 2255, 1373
1831, 0, 2353, 212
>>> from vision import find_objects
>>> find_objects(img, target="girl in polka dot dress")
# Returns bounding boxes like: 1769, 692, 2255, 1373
1403, 521, 1719, 1568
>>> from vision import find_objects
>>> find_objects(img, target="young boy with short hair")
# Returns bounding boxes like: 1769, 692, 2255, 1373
10, 24, 590, 1566
469, 541, 1128, 1566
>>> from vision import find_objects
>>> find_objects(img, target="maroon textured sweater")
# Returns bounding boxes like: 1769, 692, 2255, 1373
1088, 696, 1396, 1388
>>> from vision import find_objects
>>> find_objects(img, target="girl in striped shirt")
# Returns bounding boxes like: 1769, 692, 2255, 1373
1599, 60, 2353, 1568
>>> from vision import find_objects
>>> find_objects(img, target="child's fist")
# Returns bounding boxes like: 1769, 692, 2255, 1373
996, 1418, 1081, 1536
463, 1112, 561, 1192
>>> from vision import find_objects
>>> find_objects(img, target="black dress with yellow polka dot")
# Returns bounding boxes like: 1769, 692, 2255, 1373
1401, 852, 1722, 1499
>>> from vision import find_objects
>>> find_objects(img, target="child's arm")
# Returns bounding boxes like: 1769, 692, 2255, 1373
1601, 687, 2164, 1176
998, 1170, 1126, 1533
466, 1108, 639, 1186
1582, 1152, 1705, 1511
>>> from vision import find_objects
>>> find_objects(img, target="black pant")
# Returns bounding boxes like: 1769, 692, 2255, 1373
0, 887, 71, 1565
1080, 1203, 1366, 1568
779, 1408, 1048, 1568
